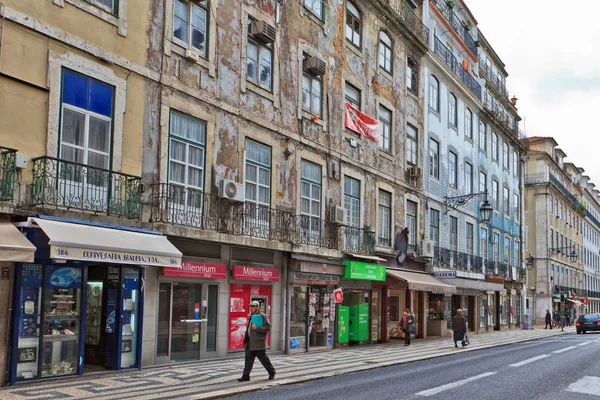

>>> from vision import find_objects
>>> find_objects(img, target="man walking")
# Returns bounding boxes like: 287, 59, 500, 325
452, 309, 467, 348
238, 301, 276, 382
544, 309, 552, 329
399, 308, 415, 346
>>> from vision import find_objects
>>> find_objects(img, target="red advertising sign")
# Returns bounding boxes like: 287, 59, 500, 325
229, 284, 271, 351
582, 298, 588, 305
345, 103, 380, 142
162, 262, 227, 279
232, 265, 279, 282
333, 288, 343, 304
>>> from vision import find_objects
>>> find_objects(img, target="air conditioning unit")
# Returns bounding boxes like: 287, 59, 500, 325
420, 239, 434, 258
218, 179, 245, 202
330, 205, 346, 225
304, 56, 326, 77
249, 20, 277, 44
185, 49, 199, 62
409, 165, 422, 177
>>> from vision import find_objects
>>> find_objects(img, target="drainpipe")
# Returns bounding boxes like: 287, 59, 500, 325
0, 2, 5, 74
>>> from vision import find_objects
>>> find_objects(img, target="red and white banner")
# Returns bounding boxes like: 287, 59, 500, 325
162, 262, 227, 279
232, 265, 279, 282
333, 288, 344, 303
345, 103, 380, 142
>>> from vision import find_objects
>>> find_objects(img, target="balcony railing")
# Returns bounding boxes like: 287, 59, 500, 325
478, 61, 510, 99
0, 147, 17, 201
389, 0, 429, 45
150, 183, 376, 255
485, 260, 499, 275
433, 246, 483, 272
482, 92, 517, 135
31, 156, 142, 218
433, 35, 481, 99
517, 267, 527, 282
430, 0, 478, 55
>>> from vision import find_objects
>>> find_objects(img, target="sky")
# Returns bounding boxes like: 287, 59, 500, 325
464, 0, 600, 184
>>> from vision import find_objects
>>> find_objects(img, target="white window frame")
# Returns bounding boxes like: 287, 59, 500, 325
465, 162, 473, 194
429, 139, 439, 179
302, 71, 323, 117
465, 108, 473, 139
479, 121, 486, 152
303, 0, 324, 20
172, 0, 209, 58
407, 124, 418, 166
430, 208, 440, 247
449, 93, 457, 127
379, 31, 393, 74
378, 189, 392, 246
504, 187, 510, 217
448, 150, 457, 189
480, 227, 488, 261
246, 17, 273, 92
449, 216, 458, 251
378, 105, 392, 153
300, 159, 322, 239
244, 140, 272, 233
429, 75, 439, 112
466, 222, 474, 255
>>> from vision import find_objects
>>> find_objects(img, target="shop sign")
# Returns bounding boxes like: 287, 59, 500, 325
433, 270, 456, 279
342, 261, 386, 281
291, 272, 340, 285
232, 265, 279, 282
162, 262, 227, 279
51, 246, 180, 267
333, 288, 344, 303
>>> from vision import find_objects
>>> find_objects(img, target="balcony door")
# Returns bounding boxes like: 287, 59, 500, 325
59, 69, 113, 212
344, 177, 361, 250
300, 160, 322, 244
168, 111, 207, 227
244, 140, 272, 238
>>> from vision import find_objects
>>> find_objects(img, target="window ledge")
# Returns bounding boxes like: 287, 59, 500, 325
406, 90, 419, 102
429, 107, 440, 119
378, 150, 394, 161
54, 0, 127, 36
170, 42, 216, 77
377, 69, 393, 83
300, 6, 326, 32
465, 137, 474, 145
245, 80, 277, 105
301, 111, 327, 130
344, 41, 365, 60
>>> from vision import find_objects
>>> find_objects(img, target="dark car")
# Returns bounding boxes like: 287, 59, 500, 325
576, 313, 600, 334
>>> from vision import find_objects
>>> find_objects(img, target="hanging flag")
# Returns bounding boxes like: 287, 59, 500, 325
345, 103, 380, 142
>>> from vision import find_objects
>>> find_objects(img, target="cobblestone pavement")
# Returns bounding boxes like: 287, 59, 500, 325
0, 327, 573, 400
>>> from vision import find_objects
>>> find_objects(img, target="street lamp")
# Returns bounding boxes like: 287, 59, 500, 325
444, 191, 492, 222
526, 255, 534, 271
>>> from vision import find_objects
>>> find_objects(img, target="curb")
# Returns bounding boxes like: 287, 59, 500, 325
199, 330, 571, 399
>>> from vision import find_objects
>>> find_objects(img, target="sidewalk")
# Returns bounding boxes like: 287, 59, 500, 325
0, 327, 574, 400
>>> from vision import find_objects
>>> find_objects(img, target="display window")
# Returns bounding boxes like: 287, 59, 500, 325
228, 284, 271, 351
388, 290, 406, 339
290, 285, 307, 350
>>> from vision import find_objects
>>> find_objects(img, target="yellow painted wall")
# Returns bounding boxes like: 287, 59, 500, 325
120, 73, 145, 177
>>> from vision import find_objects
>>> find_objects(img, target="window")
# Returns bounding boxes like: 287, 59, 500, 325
407, 56, 418, 93
504, 187, 510, 217
480, 227, 488, 261
92, 0, 116, 13
344, 176, 360, 228
345, 83, 361, 109
550, 228, 554, 248
513, 150, 518, 175
304, 0, 324, 20
406, 124, 418, 166
492, 133, 498, 161
479, 171, 487, 194
345, 2, 362, 48
429, 75, 439, 112
550, 194, 554, 213
300, 160, 322, 237
430, 209, 440, 246
378, 190, 392, 246
168, 111, 207, 213
173, 0, 209, 57
448, 151, 457, 188
503, 143, 509, 170
245, 139, 272, 212
514, 193, 520, 222
465, 162, 473, 194
450, 216, 458, 251
504, 236, 510, 264
449, 93, 457, 127
465, 108, 473, 140
492, 180, 499, 210
378, 105, 392, 153
379, 32, 393, 74
302, 55, 323, 117
429, 139, 439, 179
479, 121, 486, 152
60, 69, 114, 183
247, 17, 273, 91
466, 223, 474, 255
407, 200, 417, 251
493, 233, 500, 263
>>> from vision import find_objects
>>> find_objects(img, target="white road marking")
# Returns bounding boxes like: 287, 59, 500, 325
509, 354, 550, 367
567, 376, 600, 396
553, 346, 576, 354
577, 341, 593, 347
415, 372, 497, 397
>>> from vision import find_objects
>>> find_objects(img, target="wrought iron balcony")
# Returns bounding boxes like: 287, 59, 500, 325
31, 156, 142, 218
478, 61, 510, 100
389, 0, 430, 45
433, 246, 483, 272
430, 0, 478, 55
517, 267, 527, 282
0, 147, 17, 201
433, 36, 481, 99
485, 260, 499, 276
482, 92, 517, 135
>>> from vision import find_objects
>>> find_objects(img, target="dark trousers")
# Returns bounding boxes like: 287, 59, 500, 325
404, 331, 411, 346
242, 348, 275, 378
545, 321, 552, 329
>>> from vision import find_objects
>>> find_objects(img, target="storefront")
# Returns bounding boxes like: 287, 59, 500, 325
155, 261, 224, 364
228, 265, 279, 352
9, 216, 182, 384
339, 260, 386, 346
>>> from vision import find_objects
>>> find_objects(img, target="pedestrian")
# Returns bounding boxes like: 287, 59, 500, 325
544, 309, 552, 329
452, 308, 467, 348
399, 308, 415, 346
238, 301, 276, 382
552, 310, 561, 328
565, 310, 571, 327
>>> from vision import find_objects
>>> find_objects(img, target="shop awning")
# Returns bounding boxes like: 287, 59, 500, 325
437, 277, 505, 293
32, 217, 182, 267
567, 299, 583, 306
0, 222, 36, 262
387, 269, 456, 294
347, 253, 387, 262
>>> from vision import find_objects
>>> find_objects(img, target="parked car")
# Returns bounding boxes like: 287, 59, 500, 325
576, 313, 600, 334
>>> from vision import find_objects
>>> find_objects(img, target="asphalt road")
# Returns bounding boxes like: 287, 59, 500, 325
227, 332, 600, 400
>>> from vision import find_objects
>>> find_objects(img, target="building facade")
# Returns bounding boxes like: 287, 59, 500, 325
579, 175, 600, 313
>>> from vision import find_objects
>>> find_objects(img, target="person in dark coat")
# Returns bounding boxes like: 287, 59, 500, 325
544, 309, 552, 329
452, 309, 467, 348
238, 301, 276, 382
399, 308, 415, 346
552, 310, 561, 328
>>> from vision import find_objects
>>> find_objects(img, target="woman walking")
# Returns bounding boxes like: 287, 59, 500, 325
399, 308, 415, 346
452, 309, 467, 348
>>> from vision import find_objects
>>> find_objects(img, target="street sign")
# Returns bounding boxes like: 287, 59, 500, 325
433, 270, 457, 278
333, 288, 344, 303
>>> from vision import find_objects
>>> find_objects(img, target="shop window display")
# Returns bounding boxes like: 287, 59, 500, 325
121, 267, 140, 368
290, 285, 307, 350
309, 287, 332, 347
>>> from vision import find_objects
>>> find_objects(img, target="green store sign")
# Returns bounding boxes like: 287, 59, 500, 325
343, 261, 386, 281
